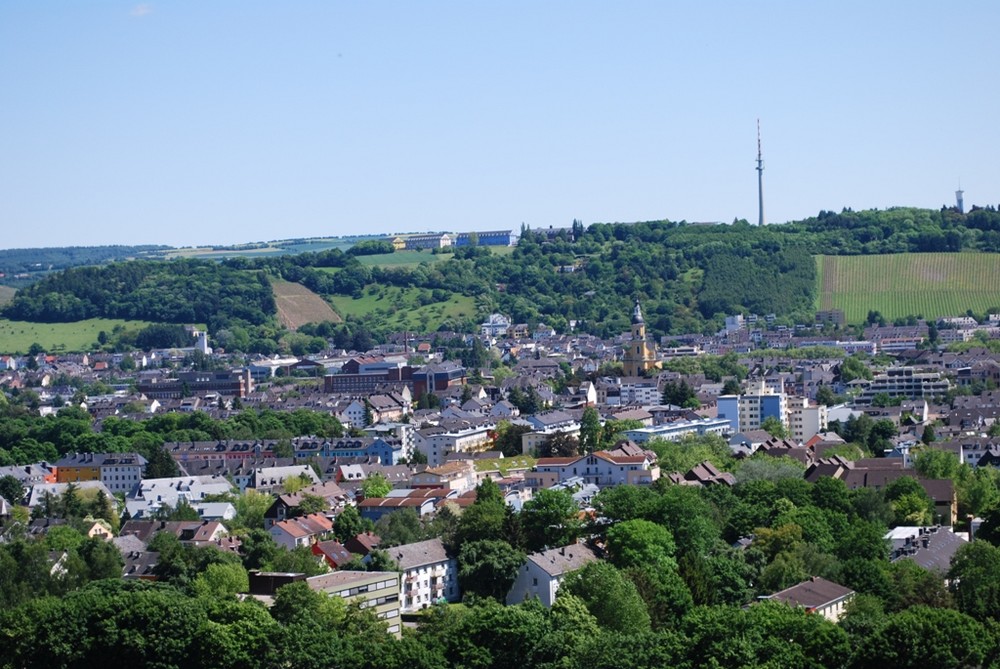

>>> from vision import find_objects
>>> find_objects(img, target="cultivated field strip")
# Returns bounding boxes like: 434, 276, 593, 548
817, 253, 1000, 323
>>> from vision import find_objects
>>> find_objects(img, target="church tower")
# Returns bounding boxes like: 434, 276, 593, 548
623, 300, 658, 377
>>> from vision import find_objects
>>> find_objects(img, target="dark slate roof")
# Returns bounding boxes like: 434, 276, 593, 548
887, 526, 967, 573
388, 538, 450, 570
766, 576, 854, 610
526, 543, 600, 578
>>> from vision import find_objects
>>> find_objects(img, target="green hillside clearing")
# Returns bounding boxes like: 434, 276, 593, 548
0, 318, 158, 354
328, 287, 476, 331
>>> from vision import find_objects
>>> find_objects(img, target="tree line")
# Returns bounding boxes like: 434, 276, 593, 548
10, 205, 1000, 346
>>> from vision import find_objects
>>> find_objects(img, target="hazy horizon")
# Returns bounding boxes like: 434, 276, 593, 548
2, 1, 998, 250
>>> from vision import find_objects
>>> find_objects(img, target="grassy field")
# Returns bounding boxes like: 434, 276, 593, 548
328, 286, 476, 331
816, 253, 1000, 323
0, 318, 157, 354
355, 250, 451, 268
164, 246, 288, 260
272, 279, 341, 330
474, 455, 536, 475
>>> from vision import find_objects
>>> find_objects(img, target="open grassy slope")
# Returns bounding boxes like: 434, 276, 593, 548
0, 318, 157, 354
272, 279, 341, 330
327, 286, 476, 332
816, 253, 1000, 323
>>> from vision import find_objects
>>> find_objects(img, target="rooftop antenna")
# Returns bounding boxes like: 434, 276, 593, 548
956, 180, 965, 214
756, 119, 765, 226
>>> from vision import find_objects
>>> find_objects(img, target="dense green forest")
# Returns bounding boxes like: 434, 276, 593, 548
4, 259, 275, 332
7, 205, 1000, 344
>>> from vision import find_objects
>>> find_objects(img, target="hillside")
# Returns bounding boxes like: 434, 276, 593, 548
7, 205, 1000, 348
817, 253, 1000, 322
2, 259, 275, 331
272, 279, 341, 330
0, 286, 15, 307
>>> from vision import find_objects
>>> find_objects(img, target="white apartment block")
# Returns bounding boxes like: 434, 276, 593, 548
786, 396, 829, 444
413, 421, 495, 467
855, 367, 950, 405
387, 538, 460, 613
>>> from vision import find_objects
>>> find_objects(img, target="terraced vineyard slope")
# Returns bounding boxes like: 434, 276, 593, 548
816, 253, 1000, 323
272, 279, 341, 330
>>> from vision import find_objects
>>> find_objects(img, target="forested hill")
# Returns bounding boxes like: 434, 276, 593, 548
3, 259, 275, 332
6, 205, 1000, 341
238, 205, 1000, 338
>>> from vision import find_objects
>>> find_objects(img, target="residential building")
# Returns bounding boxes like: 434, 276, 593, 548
506, 543, 600, 606
526, 449, 660, 489
886, 525, 968, 574
311, 571, 402, 636
717, 379, 787, 433
409, 461, 476, 492
124, 475, 233, 519
264, 480, 352, 529
786, 396, 829, 444
28, 481, 115, 508
268, 512, 334, 550
119, 519, 230, 548
312, 540, 354, 569
55, 452, 147, 494
357, 496, 438, 522
480, 313, 513, 337
250, 464, 320, 493
388, 538, 459, 612
764, 576, 854, 622
855, 367, 950, 405
413, 419, 495, 467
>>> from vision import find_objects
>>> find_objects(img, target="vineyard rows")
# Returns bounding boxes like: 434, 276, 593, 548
816, 253, 1000, 323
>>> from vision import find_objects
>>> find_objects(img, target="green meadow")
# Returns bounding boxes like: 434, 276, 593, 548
0, 319, 156, 354
327, 287, 476, 331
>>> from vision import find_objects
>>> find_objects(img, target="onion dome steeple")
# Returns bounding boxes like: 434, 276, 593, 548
631, 299, 644, 325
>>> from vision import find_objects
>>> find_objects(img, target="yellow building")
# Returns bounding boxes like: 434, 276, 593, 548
622, 300, 658, 378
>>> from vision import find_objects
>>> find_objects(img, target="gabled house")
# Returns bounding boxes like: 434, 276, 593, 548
345, 531, 381, 556
268, 512, 334, 550
387, 538, 459, 612
683, 461, 736, 486
763, 576, 854, 621
526, 449, 660, 490
312, 539, 355, 569
264, 480, 351, 530
506, 543, 600, 607
357, 497, 437, 522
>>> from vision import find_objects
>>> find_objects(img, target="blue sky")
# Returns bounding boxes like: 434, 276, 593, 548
1, 1, 997, 249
